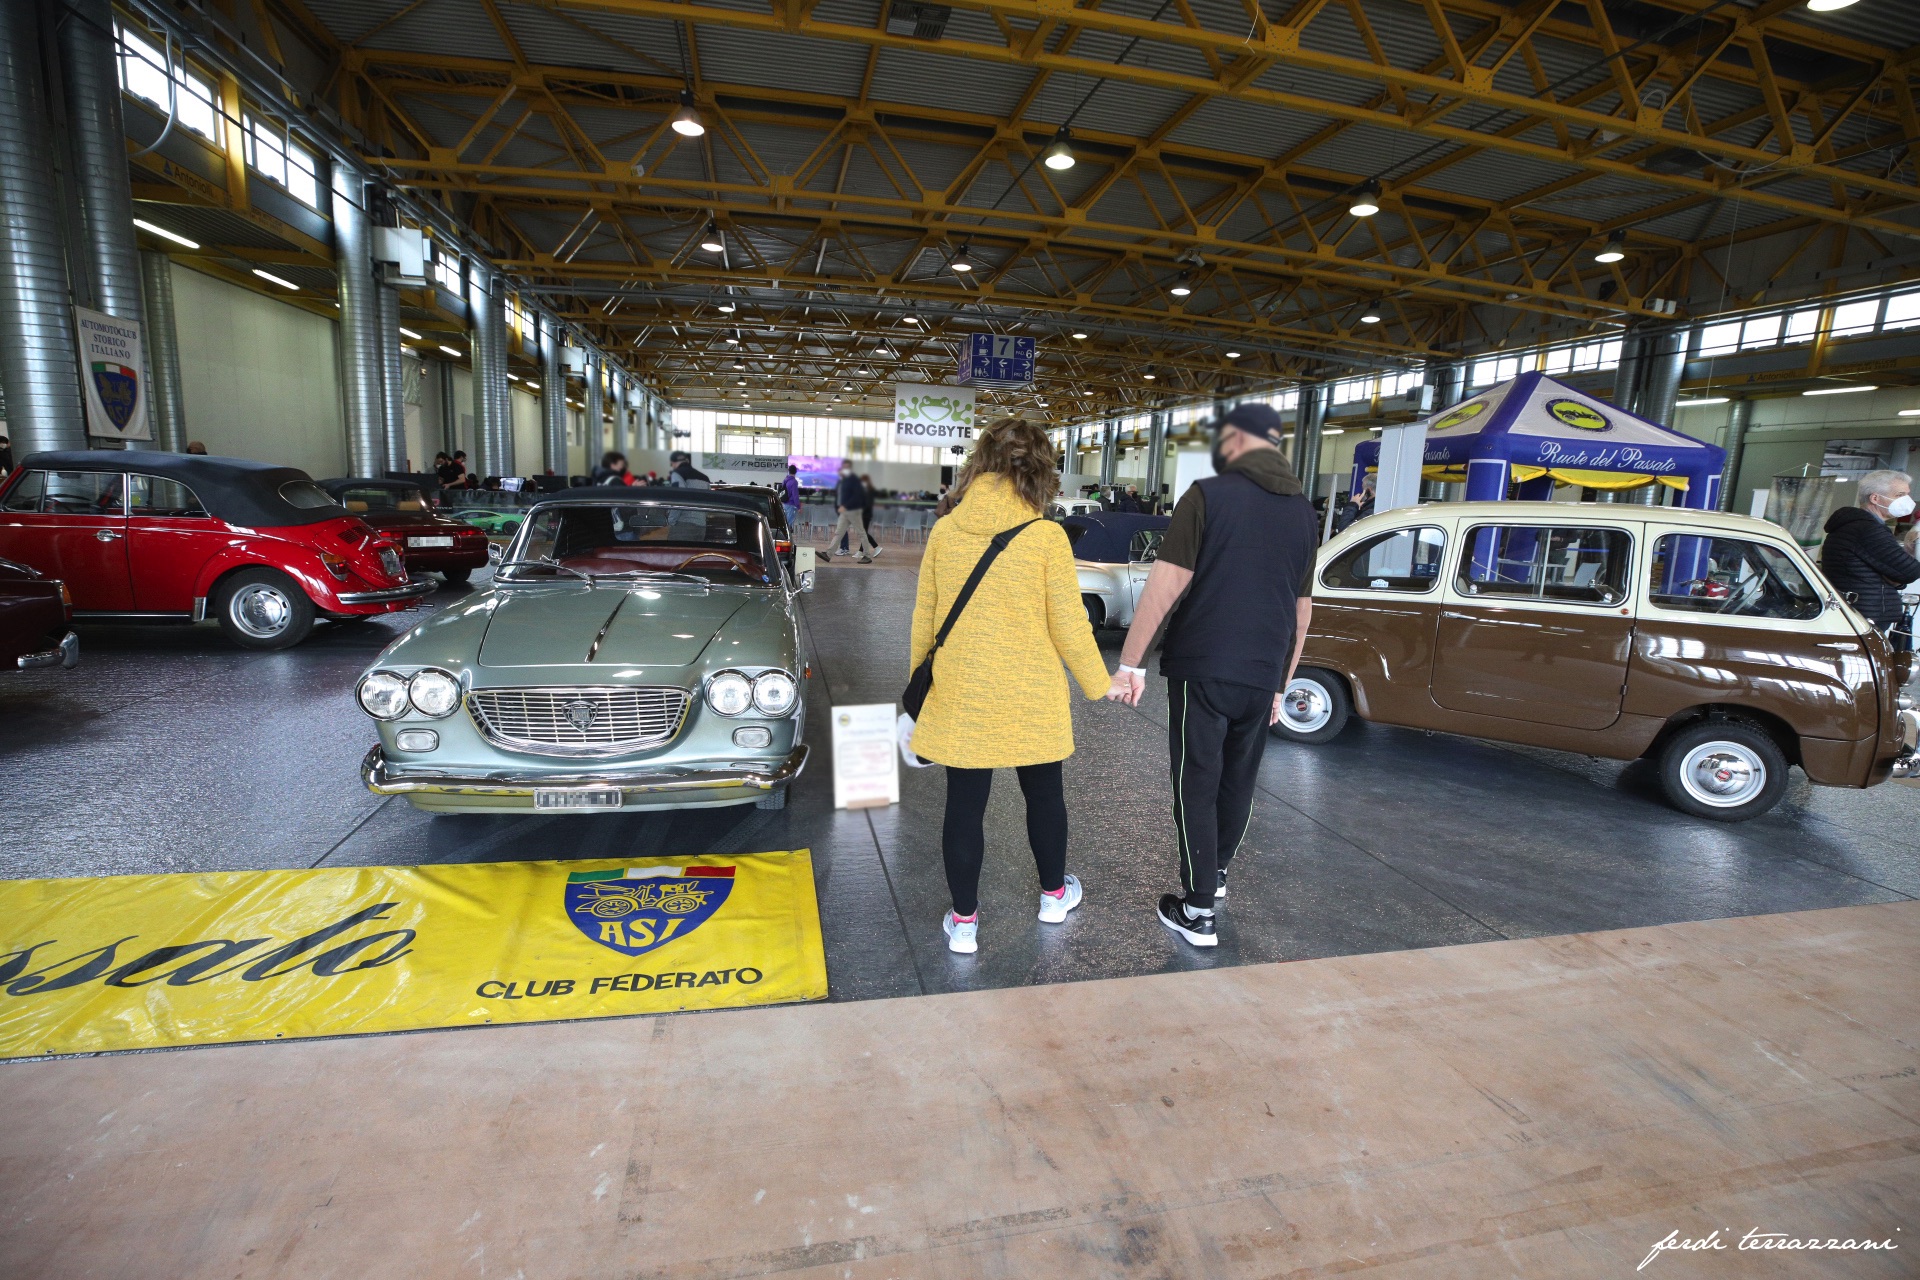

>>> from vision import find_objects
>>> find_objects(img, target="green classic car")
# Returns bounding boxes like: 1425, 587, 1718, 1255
356, 489, 812, 813
446, 507, 527, 537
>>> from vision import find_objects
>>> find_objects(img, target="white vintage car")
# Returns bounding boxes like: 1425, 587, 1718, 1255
1066, 512, 1170, 628
1049, 497, 1106, 519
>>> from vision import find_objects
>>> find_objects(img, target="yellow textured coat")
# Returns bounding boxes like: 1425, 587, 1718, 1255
908, 475, 1110, 769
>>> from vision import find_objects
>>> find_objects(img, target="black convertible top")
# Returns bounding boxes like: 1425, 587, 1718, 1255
17, 451, 350, 527
533, 486, 769, 515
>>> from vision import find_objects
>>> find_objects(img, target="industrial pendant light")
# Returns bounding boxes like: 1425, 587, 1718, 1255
1042, 126, 1076, 171
1359, 306, 1382, 324
950, 244, 975, 273
1593, 230, 1627, 264
1348, 180, 1381, 218
699, 222, 724, 253
1805, 0, 1859, 10
670, 89, 705, 138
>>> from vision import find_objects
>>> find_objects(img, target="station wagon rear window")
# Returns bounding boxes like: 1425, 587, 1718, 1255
1458, 525, 1631, 605
1647, 534, 1823, 621
1322, 526, 1445, 592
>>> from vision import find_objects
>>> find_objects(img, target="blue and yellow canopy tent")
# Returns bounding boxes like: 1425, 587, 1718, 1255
1348, 371, 1726, 509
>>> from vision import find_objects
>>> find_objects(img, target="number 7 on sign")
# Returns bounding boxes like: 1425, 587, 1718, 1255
993, 335, 1017, 358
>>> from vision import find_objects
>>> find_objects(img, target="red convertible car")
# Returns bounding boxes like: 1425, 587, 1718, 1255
319, 478, 489, 585
1, 556, 77, 671
0, 452, 432, 649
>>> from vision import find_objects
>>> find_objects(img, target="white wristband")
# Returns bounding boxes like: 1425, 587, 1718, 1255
1118, 664, 1146, 676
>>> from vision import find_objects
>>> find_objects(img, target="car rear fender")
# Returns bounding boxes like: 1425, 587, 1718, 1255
192, 538, 337, 612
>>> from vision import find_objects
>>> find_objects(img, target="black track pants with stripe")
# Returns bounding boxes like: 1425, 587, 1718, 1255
1166, 677, 1272, 909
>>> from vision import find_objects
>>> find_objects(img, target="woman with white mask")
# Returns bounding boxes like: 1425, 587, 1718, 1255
1821, 469, 1920, 651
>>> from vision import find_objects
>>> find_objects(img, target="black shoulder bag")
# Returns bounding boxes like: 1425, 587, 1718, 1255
902, 520, 1039, 720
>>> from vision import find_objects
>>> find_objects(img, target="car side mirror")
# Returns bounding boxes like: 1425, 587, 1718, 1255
793, 546, 816, 593
486, 543, 503, 564
797, 570, 816, 593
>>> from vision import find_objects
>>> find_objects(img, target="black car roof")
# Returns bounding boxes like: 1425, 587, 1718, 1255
533, 486, 769, 515
16, 450, 350, 527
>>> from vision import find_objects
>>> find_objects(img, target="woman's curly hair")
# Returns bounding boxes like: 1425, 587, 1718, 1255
953, 417, 1059, 513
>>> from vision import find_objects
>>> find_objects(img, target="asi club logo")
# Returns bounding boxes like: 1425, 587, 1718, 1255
1546, 398, 1611, 432
564, 865, 735, 957
90, 362, 140, 432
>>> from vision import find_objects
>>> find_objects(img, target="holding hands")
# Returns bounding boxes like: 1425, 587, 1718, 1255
1105, 666, 1145, 707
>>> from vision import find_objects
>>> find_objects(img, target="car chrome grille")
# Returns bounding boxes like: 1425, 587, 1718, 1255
467, 686, 689, 756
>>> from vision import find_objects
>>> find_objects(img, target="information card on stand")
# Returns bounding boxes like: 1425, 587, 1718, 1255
832, 703, 900, 809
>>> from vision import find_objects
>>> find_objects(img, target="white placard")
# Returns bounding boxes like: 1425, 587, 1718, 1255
75, 307, 150, 442
831, 702, 900, 810
892, 383, 977, 450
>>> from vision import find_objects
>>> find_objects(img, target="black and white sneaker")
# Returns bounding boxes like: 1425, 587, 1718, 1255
1214, 868, 1228, 903
1157, 893, 1217, 947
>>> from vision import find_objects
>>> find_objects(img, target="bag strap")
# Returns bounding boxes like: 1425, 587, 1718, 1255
930, 519, 1040, 654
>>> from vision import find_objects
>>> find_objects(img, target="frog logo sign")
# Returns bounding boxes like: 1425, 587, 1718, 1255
1546, 398, 1611, 432
564, 866, 735, 957
1432, 401, 1487, 432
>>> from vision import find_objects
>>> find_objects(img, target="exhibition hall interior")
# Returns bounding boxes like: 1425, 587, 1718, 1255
3, 0, 1919, 1274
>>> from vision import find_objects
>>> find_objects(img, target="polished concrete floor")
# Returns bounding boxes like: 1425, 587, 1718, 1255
2, 560, 1916, 1006
5, 902, 1914, 1278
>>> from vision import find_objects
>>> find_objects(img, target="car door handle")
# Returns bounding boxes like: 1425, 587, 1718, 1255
94, 529, 123, 541
1440, 610, 1475, 621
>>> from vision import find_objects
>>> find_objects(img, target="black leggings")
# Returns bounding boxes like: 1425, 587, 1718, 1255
942, 762, 1068, 917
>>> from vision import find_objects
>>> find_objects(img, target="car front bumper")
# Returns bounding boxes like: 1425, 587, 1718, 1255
361, 743, 810, 810
16, 631, 79, 670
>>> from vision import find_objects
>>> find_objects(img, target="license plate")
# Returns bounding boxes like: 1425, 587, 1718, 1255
409, 536, 454, 548
534, 788, 623, 810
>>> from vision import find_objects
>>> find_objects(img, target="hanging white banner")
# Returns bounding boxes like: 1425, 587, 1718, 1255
892, 383, 977, 450
75, 308, 151, 442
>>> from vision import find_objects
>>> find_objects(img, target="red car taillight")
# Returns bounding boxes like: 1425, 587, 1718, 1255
321, 552, 351, 580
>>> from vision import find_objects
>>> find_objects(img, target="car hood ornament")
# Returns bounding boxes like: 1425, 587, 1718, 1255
564, 699, 598, 731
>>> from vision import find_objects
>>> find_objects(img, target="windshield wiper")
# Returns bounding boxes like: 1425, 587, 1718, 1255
495, 557, 591, 583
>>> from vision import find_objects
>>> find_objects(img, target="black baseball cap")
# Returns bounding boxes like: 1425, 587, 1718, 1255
670, 450, 691, 463
1214, 402, 1285, 445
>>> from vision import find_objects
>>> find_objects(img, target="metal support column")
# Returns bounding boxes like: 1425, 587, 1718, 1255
332, 165, 384, 476
609, 368, 628, 454
1717, 398, 1754, 512
139, 250, 185, 451
0, 0, 86, 454
1294, 384, 1329, 500
1098, 418, 1117, 487
375, 282, 407, 474
435, 359, 457, 459
468, 266, 510, 478
59, 0, 152, 447
1145, 408, 1168, 509
1640, 325, 1690, 428
539, 316, 567, 478
1612, 329, 1647, 416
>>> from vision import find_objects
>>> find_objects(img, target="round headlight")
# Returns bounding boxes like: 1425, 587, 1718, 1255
357, 671, 409, 720
753, 670, 797, 716
706, 671, 754, 717
408, 669, 461, 718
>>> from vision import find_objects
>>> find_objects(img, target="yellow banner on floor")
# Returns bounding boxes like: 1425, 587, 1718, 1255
0, 851, 826, 1058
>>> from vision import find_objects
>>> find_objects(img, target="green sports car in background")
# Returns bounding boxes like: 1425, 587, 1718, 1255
446, 507, 527, 537
357, 488, 812, 813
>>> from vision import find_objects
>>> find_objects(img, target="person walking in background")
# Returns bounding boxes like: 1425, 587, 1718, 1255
782, 464, 802, 530
1822, 469, 1919, 653
1106, 403, 1319, 948
909, 418, 1111, 954
0, 434, 11, 477
668, 451, 710, 488
828, 460, 877, 562
859, 472, 881, 551
592, 451, 635, 485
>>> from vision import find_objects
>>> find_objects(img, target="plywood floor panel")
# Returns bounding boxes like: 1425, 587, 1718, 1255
1, 902, 1914, 1279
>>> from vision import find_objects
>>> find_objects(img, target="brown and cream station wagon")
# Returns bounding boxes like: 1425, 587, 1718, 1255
1276, 502, 1919, 822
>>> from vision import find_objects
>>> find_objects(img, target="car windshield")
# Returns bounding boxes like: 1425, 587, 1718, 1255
339, 486, 428, 513
503, 502, 776, 586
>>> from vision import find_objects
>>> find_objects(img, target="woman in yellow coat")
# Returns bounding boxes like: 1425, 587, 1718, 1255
909, 419, 1111, 954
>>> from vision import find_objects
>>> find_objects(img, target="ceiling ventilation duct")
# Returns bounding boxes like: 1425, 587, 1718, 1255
886, 1, 951, 40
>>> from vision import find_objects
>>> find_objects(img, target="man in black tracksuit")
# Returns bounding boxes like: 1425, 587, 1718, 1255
1107, 402, 1320, 947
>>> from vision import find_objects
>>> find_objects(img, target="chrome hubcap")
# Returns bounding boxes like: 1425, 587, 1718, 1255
231, 584, 292, 638
1280, 678, 1331, 733
1678, 741, 1766, 807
